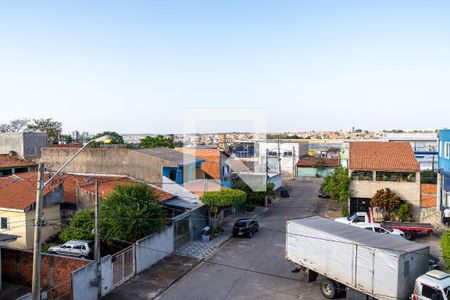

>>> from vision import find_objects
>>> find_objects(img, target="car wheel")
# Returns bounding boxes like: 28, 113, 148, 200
79, 255, 87, 259
320, 278, 338, 299
248, 232, 253, 238
255, 226, 259, 232
233, 233, 238, 238
404, 231, 414, 240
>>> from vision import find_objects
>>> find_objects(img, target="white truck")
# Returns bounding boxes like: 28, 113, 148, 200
286, 216, 450, 300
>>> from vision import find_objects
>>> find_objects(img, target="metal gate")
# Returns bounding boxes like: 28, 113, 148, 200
112, 245, 135, 288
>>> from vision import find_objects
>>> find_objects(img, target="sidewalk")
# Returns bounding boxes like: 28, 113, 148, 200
176, 205, 268, 259
103, 254, 198, 300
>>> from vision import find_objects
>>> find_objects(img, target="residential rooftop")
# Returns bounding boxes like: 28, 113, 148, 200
133, 147, 204, 165
349, 141, 420, 172
0, 154, 37, 169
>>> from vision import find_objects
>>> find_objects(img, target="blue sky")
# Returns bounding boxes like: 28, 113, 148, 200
1, 1, 449, 134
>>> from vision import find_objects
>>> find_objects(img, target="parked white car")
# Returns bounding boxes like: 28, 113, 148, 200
48, 240, 93, 259
352, 222, 405, 238
334, 212, 369, 225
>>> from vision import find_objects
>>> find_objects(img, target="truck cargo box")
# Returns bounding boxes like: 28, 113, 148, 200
286, 217, 429, 300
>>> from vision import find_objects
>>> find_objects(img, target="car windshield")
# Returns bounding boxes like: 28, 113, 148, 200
347, 214, 356, 221
381, 224, 393, 232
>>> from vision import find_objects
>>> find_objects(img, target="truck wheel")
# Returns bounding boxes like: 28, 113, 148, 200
320, 278, 338, 299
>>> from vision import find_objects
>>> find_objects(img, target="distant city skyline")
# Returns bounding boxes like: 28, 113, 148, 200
1, 1, 449, 133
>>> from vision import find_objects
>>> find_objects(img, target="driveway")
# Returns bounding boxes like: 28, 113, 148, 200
157, 178, 329, 300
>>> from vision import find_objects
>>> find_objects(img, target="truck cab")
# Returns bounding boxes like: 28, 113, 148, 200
335, 212, 369, 225
413, 270, 450, 300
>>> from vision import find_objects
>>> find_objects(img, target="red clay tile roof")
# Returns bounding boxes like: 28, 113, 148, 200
349, 142, 420, 171
175, 148, 221, 179
0, 172, 62, 210
63, 175, 176, 203
296, 155, 340, 168
0, 154, 37, 169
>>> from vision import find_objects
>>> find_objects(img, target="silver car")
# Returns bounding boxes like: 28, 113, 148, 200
48, 240, 94, 259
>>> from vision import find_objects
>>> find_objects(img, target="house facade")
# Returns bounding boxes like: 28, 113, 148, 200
0, 172, 63, 249
438, 129, 450, 209
0, 132, 48, 160
348, 142, 421, 218
40, 147, 206, 186
255, 140, 309, 174
0, 154, 37, 177
296, 154, 339, 178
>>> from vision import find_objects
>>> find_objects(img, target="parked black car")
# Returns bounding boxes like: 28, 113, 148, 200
233, 219, 259, 238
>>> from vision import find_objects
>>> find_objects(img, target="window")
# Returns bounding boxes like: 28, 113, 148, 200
376, 172, 416, 182
374, 227, 387, 234
354, 216, 365, 223
351, 171, 373, 181
283, 151, 293, 157
0, 217, 7, 229
422, 284, 443, 300
267, 151, 278, 157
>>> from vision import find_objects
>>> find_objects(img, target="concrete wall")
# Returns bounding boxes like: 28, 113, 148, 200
0, 132, 47, 160
1, 248, 89, 296
71, 261, 97, 300
40, 148, 167, 186
23, 132, 48, 159
135, 225, 174, 274
350, 170, 421, 218
70, 255, 113, 300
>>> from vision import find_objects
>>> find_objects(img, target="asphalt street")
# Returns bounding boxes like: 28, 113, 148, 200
158, 178, 329, 300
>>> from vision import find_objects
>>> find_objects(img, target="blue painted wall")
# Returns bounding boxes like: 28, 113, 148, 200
439, 130, 450, 174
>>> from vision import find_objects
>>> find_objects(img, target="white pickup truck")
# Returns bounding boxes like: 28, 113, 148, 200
336, 211, 434, 240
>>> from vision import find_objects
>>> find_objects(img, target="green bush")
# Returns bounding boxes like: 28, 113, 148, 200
441, 231, 450, 269
246, 204, 256, 212
341, 202, 349, 217
397, 202, 413, 221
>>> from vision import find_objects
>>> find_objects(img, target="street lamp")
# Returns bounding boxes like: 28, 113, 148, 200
31, 135, 111, 300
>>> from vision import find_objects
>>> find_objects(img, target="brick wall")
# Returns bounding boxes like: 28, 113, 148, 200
421, 184, 437, 208
2, 248, 90, 296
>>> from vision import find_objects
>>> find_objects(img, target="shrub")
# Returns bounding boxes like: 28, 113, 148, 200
341, 202, 349, 217
441, 231, 450, 269
371, 188, 401, 220
397, 202, 413, 221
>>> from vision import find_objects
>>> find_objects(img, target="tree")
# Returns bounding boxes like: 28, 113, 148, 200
371, 188, 401, 220
60, 134, 74, 144
322, 167, 350, 202
201, 189, 246, 232
232, 180, 274, 206
0, 118, 30, 132
91, 131, 124, 146
139, 135, 174, 148
100, 183, 167, 242
59, 209, 95, 242
60, 183, 167, 243
26, 118, 62, 144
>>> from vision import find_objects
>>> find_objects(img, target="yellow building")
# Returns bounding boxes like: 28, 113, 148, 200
0, 173, 63, 249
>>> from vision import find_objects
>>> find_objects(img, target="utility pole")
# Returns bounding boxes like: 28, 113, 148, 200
32, 163, 45, 300
95, 180, 102, 298
277, 138, 281, 174
265, 149, 269, 207
292, 146, 295, 180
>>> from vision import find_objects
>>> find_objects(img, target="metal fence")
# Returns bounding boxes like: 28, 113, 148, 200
112, 245, 135, 288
